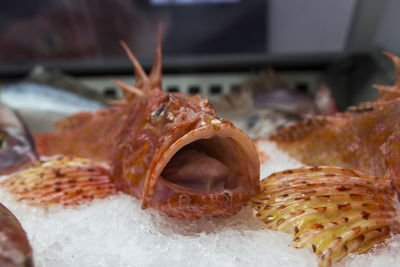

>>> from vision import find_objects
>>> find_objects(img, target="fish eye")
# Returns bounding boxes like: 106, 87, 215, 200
155, 104, 166, 117
0, 131, 7, 150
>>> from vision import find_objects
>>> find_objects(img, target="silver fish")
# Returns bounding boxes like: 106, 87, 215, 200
0, 103, 37, 175
0, 82, 106, 133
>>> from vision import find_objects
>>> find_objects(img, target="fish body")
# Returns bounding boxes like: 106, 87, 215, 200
0, 103, 37, 175
0, 202, 33, 267
251, 53, 400, 266
14, 32, 260, 221
269, 53, 400, 199
1, 83, 104, 116
213, 73, 338, 139
0, 81, 106, 133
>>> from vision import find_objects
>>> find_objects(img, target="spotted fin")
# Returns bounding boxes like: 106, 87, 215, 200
1, 156, 117, 207
252, 166, 400, 267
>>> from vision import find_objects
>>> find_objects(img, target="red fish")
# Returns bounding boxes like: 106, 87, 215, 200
251, 53, 400, 266
4, 30, 259, 221
269, 53, 400, 199
0, 202, 33, 267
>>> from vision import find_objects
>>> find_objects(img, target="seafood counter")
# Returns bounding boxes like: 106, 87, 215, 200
1, 35, 400, 267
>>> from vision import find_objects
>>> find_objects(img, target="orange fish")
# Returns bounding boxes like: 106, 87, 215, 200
3, 29, 259, 221
269, 52, 400, 199
251, 52, 400, 266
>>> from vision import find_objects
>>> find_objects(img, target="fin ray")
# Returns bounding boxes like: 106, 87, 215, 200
149, 24, 163, 90
120, 41, 149, 87
252, 166, 400, 267
2, 156, 117, 207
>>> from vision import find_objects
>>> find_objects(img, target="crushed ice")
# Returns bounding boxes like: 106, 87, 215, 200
0, 141, 399, 266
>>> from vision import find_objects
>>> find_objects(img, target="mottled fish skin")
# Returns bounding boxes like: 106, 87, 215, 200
30, 29, 260, 221
269, 52, 400, 200
252, 166, 400, 267
0, 203, 33, 267
0, 104, 38, 175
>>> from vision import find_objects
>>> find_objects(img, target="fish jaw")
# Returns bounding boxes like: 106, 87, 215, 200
159, 190, 249, 221
143, 121, 260, 221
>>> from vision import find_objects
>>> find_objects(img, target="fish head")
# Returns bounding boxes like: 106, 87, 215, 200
111, 32, 260, 221
113, 88, 260, 221
0, 104, 37, 175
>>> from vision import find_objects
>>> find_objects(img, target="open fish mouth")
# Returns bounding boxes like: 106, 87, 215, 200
148, 122, 260, 220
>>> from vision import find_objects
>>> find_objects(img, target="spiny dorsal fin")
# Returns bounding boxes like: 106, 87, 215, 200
384, 51, 400, 88
111, 78, 144, 99
120, 41, 149, 88
107, 99, 127, 106
2, 156, 117, 207
115, 32, 164, 103
269, 116, 329, 143
149, 24, 162, 90
252, 166, 400, 267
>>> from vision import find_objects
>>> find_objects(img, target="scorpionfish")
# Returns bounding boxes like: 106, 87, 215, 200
2, 30, 259, 221
252, 52, 400, 266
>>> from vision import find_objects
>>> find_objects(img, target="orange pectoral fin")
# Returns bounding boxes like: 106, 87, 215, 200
252, 166, 400, 267
1, 156, 117, 207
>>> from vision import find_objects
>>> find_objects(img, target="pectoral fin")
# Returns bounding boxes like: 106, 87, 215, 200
252, 166, 400, 267
1, 156, 117, 207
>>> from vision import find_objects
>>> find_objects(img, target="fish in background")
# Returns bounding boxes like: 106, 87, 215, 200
0, 0, 168, 60
0, 202, 33, 267
212, 70, 337, 139
0, 67, 107, 133
252, 53, 400, 266
2, 30, 259, 221
0, 105, 34, 265
0, 103, 38, 175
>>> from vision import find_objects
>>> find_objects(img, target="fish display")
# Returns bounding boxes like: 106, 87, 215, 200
269, 52, 400, 198
213, 70, 337, 138
3, 31, 259, 221
252, 166, 400, 267
0, 103, 37, 175
252, 53, 400, 266
0, 80, 106, 133
0, 202, 33, 267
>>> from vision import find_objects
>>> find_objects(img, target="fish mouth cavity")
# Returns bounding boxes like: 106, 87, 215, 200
152, 123, 259, 198
161, 137, 239, 193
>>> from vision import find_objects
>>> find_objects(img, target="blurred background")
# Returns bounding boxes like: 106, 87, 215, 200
0, 0, 399, 136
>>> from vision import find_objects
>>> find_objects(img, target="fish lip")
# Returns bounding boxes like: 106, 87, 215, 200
142, 121, 260, 209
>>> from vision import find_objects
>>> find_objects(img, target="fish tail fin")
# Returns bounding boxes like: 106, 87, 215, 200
252, 166, 400, 267
1, 156, 117, 207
